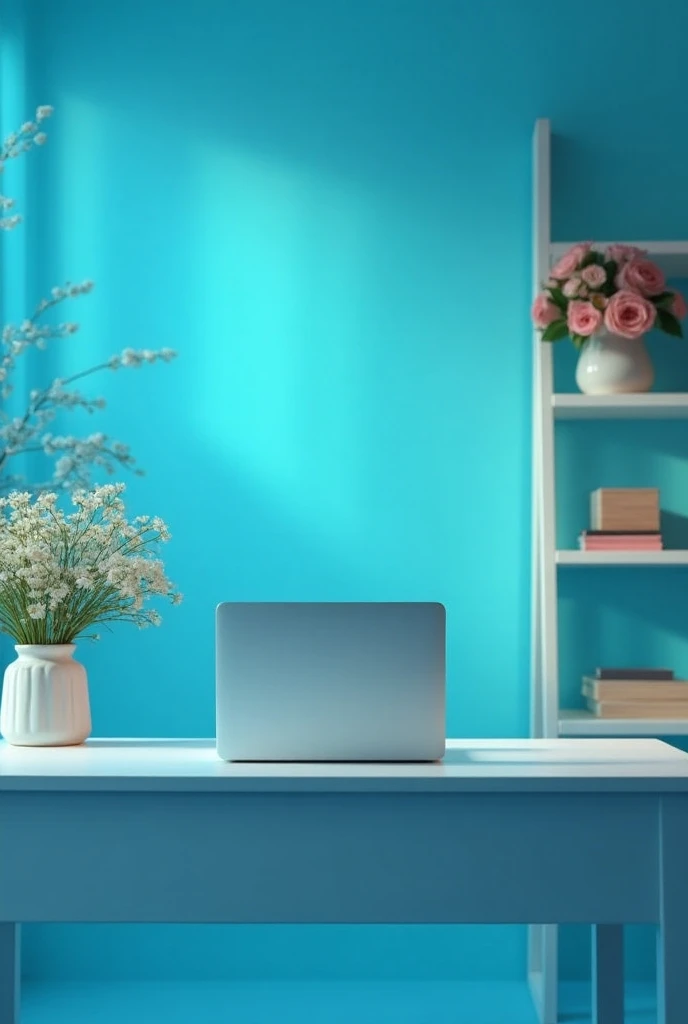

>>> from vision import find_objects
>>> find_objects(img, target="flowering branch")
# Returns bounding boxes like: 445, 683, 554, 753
0, 344, 177, 491
0, 106, 53, 230
1, 107, 178, 493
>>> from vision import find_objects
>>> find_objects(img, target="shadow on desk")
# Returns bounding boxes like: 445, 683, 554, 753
69, 738, 683, 769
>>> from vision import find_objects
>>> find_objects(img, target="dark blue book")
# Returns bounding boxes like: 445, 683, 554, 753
596, 668, 674, 680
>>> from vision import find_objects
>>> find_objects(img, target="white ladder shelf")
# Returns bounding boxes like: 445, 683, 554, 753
529, 118, 688, 1023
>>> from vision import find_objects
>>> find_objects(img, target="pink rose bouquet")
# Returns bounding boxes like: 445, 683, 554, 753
531, 242, 686, 348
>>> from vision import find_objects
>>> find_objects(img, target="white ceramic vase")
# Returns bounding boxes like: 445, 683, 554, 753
575, 329, 654, 395
0, 644, 91, 746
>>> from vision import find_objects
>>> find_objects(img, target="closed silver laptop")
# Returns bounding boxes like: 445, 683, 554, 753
216, 601, 446, 762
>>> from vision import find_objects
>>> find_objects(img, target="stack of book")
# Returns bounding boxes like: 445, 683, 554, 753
579, 487, 663, 551
583, 668, 688, 719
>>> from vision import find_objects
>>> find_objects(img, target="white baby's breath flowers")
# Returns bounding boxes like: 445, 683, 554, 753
0, 483, 181, 645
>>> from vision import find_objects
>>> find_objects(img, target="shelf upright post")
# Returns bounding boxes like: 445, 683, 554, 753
528, 117, 560, 1024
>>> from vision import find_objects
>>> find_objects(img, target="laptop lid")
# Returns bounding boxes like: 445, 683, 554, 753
216, 601, 445, 762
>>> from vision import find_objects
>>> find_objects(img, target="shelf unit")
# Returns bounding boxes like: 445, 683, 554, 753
553, 392, 688, 419
556, 550, 688, 566
529, 119, 688, 1024
550, 239, 688, 277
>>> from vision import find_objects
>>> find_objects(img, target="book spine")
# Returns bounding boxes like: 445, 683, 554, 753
580, 543, 663, 550
596, 668, 674, 680
579, 536, 663, 546
581, 542, 663, 547
581, 533, 662, 539
587, 697, 688, 719
583, 679, 688, 700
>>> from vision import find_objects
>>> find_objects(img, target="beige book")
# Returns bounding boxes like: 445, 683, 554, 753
583, 677, 688, 701
586, 697, 688, 719
590, 488, 660, 532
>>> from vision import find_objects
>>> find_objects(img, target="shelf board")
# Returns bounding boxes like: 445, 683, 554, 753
553, 393, 688, 419
549, 240, 688, 278
559, 709, 688, 736
556, 550, 688, 566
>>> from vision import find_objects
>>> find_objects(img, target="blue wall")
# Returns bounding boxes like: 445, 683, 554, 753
3, 0, 688, 985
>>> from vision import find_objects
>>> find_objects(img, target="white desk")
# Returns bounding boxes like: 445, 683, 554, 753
1, 737, 688, 1024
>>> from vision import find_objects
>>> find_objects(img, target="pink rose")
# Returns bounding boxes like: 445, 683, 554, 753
562, 276, 581, 298
550, 242, 591, 281
580, 264, 607, 289
567, 300, 603, 338
671, 290, 688, 320
606, 244, 647, 264
531, 293, 560, 329
604, 290, 656, 339
616, 258, 665, 296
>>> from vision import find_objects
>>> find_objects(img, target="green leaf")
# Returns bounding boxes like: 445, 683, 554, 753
546, 286, 568, 312
602, 261, 618, 297
654, 291, 675, 310
541, 319, 569, 343
656, 308, 683, 338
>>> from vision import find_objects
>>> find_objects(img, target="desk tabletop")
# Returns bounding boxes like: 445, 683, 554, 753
1, 737, 688, 793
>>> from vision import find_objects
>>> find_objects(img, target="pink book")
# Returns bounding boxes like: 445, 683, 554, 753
581, 542, 663, 550
581, 540, 663, 548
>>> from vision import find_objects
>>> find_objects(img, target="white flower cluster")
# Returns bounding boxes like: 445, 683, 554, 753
44, 432, 138, 492
0, 105, 53, 230
0, 484, 181, 645
109, 347, 176, 370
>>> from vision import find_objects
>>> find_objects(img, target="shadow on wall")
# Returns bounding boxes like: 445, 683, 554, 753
558, 569, 688, 711
555, 419, 688, 550
21, 79, 532, 742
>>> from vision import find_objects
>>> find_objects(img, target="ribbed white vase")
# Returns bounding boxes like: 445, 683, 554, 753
0, 644, 91, 746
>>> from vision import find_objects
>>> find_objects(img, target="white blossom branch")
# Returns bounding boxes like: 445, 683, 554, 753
0, 104, 178, 495
0, 106, 53, 230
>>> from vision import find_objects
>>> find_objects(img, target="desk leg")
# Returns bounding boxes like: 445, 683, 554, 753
591, 924, 623, 1024
528, 924, 558, 1024
0, 924, 20, 1024
657, 795, 688, 1024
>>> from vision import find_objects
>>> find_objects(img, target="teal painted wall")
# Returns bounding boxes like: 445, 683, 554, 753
3, 0, 688, 985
